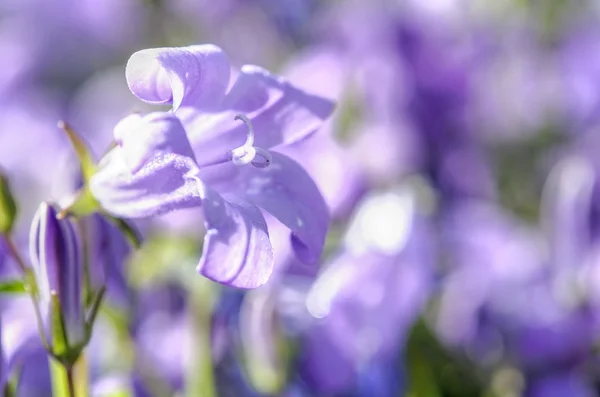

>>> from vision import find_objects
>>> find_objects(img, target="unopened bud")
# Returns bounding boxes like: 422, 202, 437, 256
29, 202, 85, 355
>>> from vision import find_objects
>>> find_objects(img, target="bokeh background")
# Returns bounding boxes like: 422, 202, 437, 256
3, 0, 600, 396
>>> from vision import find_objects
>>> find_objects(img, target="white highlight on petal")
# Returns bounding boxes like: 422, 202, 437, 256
306, 264, 355, 319
345, 188, 415, 255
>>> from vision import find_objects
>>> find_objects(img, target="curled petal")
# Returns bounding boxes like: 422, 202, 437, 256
126, 44, 231, 111
180, 65, 336, 159
114, 112, 197, 173
90, 149, 202, 218
195, 182, 274, 289
205, 152, 329, 265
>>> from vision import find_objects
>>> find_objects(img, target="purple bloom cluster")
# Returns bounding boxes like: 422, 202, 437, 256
3, 0, 600, 396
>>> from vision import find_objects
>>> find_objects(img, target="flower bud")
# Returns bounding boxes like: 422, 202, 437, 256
29, 202, 85, 353
0, 172, 17, 235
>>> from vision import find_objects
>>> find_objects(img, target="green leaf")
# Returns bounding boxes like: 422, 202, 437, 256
105, 215, 142, 249
58, 121, 97, 182
406, 318, 486, 397
56, 121, 101, 219
0, 172, 17, 235
58, 186, 100, 219
0, 279, 27, 294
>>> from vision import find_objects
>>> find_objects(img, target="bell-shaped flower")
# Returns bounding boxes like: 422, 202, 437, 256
29, 202, 85, 351
90, 45, 333, 289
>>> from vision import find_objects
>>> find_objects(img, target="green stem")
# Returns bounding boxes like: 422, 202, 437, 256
185, 282, 216, 397
66, 366, 76, 397
50, 358, 69, 397
49, 355, 88, 397
2, 235, 29, 275
1, 235, 53, 351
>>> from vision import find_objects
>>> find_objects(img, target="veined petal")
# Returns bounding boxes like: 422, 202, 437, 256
114, 112, 197, 173
204, 152, 329, 265
91, 111, 203, 218
90, 149, 202, 218
179, 65, 335, 160
126, 44, 231, 111
195, 184, 274, 289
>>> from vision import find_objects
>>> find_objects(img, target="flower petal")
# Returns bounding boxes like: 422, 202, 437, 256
90, 111, 203, 218
202, 152, 329, 265
90, 151, 275, 288
126, 44, 231, 111
113, 112, 197, 173
197, 185, 273, 289
179, 65, 335, 160
90, 149, 202, 218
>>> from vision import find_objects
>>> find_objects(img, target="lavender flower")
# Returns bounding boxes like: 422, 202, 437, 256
436, 155, 600, 391
301, 185, 434, 394
80, 214, 132, 309
29, 202, 84, 350
0, 317, 5, 391
525, 371, 595, 397
90, 45, 333, 289
2, 297, 52, 396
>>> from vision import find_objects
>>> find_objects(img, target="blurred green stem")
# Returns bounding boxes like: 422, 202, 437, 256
185, 281, 216, 397
49, 354, 88, 397
2, 235, 29, 275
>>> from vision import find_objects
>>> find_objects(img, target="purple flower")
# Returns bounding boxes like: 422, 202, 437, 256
525, 371, 595, 397
560, 25, 600, 132
29, 202, 85, 349
2, 297, 51, 396
300, 186, 434, 394
0, 239, 6, 274
436, 155, 600, 380
79, 214, 132, 309
90, 45, 334, 289
0, 317, 5, 390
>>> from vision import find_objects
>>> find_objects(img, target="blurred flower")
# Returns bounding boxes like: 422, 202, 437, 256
0, 317, 5, 391
1, 297, 51, 396
0, 91, 74, 229
281, 49, 366, 219
80, 214, 132, 309
166, 0, 317, 66
436, 154, 600, 388
471, 30, 563, 142
91, 374, 133, 397
560, 24, 600, 132
29, 202, 85, 351
525, 371, 595, 397
394, 16, 495, 202
91, 44, 333, 288
0, 240, 5, 273
0, 0, 146, 88
300, 183, 434, 394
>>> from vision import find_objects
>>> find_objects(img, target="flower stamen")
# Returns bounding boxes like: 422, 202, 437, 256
230, 114, 272, 168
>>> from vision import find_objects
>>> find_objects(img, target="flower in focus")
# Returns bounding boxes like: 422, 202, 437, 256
29, 202, 85, 352
90, 44, 334, 289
